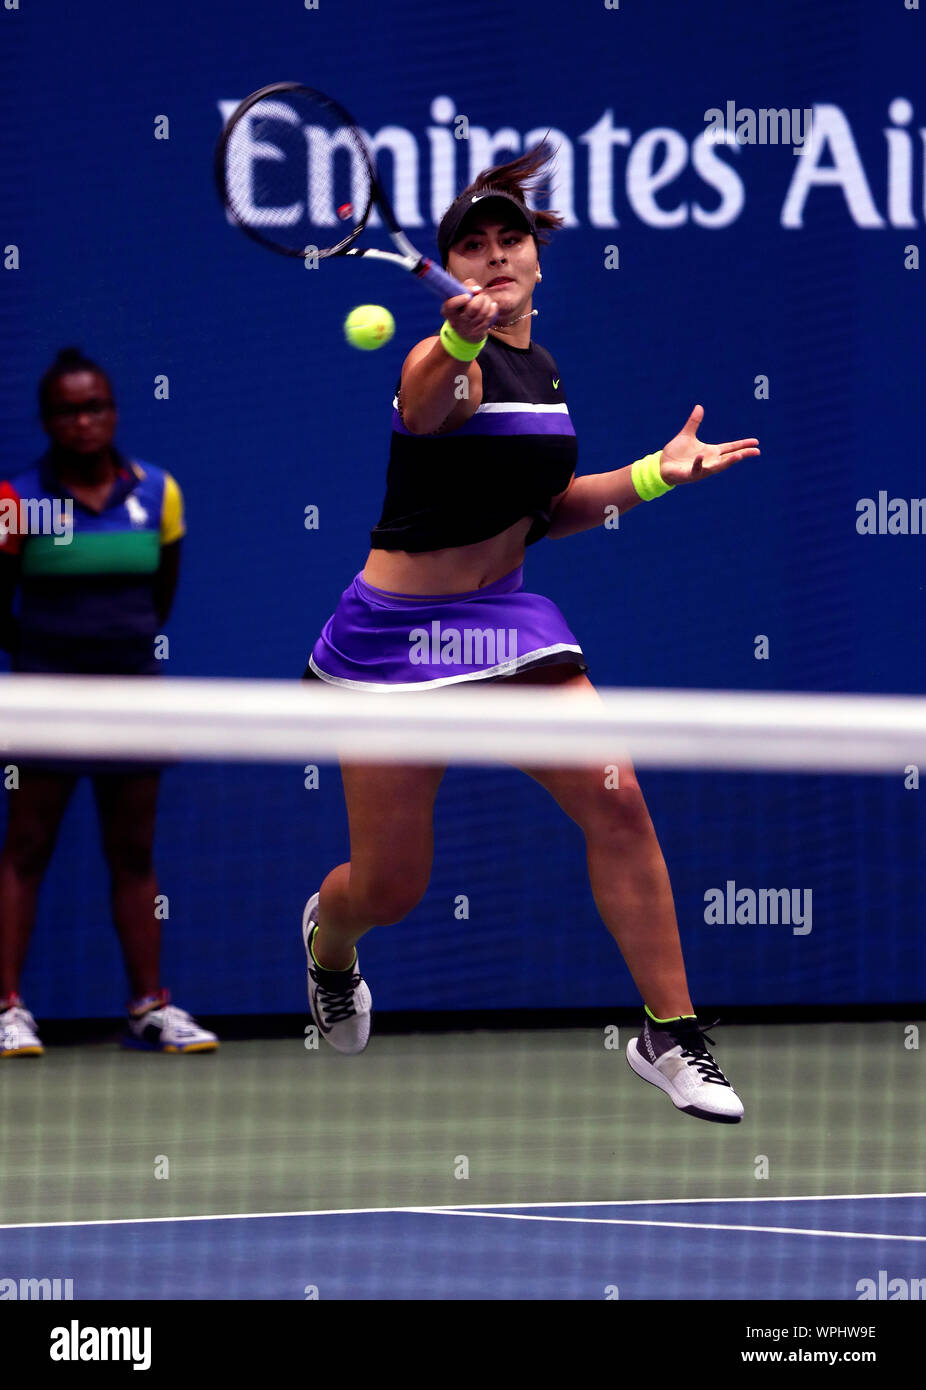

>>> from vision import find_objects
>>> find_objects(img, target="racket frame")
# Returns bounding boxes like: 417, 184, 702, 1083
216, 82, 473, 302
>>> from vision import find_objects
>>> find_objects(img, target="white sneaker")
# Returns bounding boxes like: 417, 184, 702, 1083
122, 990, 218, 1053
302, 893, 372, 1054
0, 998, 44, 1057
626, 1014, 744, 1123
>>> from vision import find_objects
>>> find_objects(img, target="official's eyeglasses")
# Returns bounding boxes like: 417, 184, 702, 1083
45, 398, 114, 420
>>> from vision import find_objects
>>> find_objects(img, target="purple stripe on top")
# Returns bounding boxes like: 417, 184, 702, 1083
391, 406, 576, 438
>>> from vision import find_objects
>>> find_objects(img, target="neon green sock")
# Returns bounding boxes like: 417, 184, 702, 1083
310, 925, 357, 972
645, 1005, 697, 1024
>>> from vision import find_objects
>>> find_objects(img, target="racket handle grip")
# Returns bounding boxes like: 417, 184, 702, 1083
414, 259, 473, 301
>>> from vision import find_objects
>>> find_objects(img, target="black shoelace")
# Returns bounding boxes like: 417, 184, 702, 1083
315, 976, 361, 1024
664, 1017, 732, 1088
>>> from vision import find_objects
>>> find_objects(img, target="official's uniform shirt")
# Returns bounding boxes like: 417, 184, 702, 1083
370, 334, 577, 552
0, 450, 185, 674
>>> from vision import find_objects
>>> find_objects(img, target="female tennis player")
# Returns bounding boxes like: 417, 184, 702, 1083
0, 348, 217, 1056
301, 143, 759, 1124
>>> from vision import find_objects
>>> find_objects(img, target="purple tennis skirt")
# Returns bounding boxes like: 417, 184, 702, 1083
304, 564, 587, 691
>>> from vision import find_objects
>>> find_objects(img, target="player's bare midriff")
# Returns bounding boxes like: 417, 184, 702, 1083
361, 516, 533, 594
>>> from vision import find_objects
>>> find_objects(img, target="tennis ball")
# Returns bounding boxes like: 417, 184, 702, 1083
344, 305, 395, 350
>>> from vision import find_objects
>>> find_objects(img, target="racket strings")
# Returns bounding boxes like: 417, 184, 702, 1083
221, 90, 372, 255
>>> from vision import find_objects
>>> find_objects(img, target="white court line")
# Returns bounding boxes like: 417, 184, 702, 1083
0, 1191, 922, 1233
405, 1208, 926, 1243
0, 1203, 444, 1233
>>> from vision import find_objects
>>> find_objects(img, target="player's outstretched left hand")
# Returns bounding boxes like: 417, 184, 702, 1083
659, 405, 760, 485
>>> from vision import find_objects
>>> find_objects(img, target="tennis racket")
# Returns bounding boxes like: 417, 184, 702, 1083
215, 81, 474, 303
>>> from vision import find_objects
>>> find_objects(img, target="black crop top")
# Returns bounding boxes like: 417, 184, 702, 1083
369, 334, 577, 552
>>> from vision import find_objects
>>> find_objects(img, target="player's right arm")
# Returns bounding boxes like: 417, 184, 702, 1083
398, 278, 498, 435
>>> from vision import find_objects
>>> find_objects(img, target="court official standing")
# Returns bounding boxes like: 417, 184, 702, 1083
0, 348, 217, 1055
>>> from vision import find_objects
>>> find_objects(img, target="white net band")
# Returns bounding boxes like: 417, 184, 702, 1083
0, 675, 923, 772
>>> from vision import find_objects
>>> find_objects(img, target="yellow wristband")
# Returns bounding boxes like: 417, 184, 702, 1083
631, 451, 673, 501
439, 320, 487, 362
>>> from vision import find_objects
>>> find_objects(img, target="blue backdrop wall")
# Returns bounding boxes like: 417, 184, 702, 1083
1, 0, 924, 1016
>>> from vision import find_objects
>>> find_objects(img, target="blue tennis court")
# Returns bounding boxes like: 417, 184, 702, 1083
2, 1194, 923, 1300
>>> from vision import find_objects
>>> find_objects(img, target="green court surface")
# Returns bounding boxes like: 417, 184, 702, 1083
0, 1022, 921, 1227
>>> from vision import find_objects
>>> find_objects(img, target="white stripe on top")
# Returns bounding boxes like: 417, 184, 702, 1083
392, 398, 569, 414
